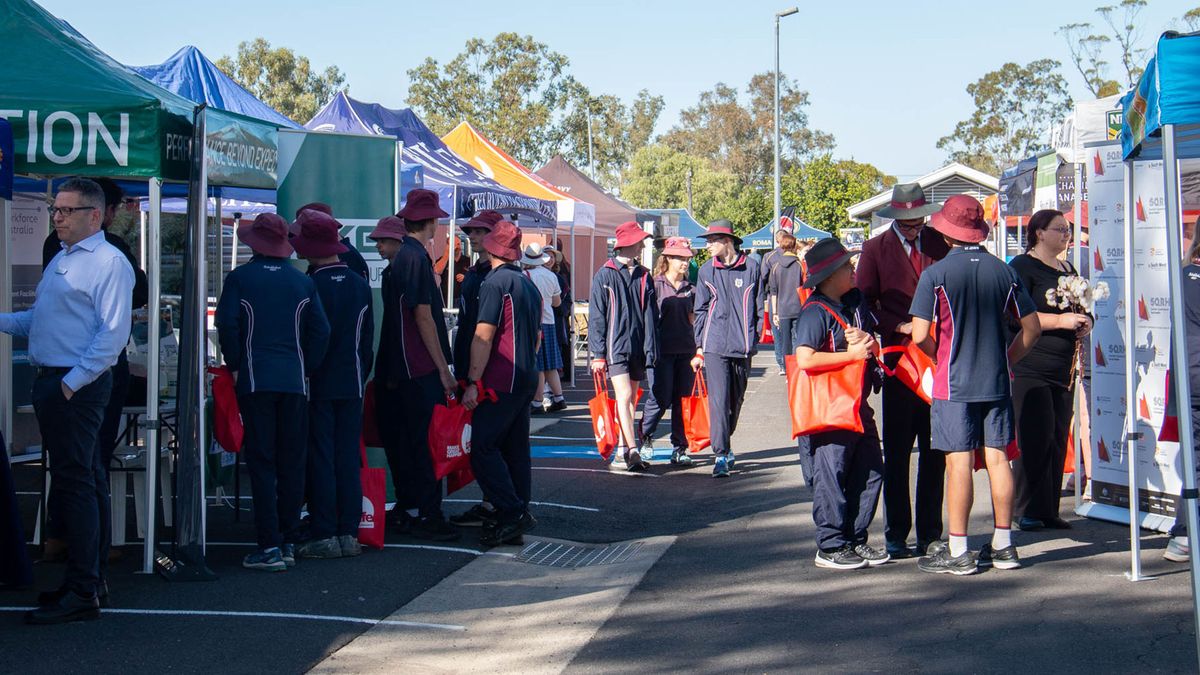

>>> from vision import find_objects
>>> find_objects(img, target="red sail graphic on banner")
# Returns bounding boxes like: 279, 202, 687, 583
1094, 248, 1104, 271
1094, 151, 1105, 176
1095, 343, 1107, 367
1138, 296, 1149, 320
1097, 437, 1110, 462
1136, 197, 1146, 221
1139, 394, 1151, 419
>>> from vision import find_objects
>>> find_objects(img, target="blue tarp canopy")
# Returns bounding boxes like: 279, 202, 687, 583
643, 208, 706, 246
130, 46, 299, 129
1122, 31, 1200, 160
741, 219, 831, 250
306, 92, 556, 223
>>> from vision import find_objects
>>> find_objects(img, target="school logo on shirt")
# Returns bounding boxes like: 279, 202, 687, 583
264, 264, 281, 272
735, 278, 743, 288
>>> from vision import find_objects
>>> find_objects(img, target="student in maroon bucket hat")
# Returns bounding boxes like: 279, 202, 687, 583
375, 188, 457, 541
909, 194, 1041, 576
291, 210, 373, 559
641, 237, 698, 466
292, 202, 370, 282
461, 221, 542, 546
588, 221, 658, 471
216, 213, 331, 571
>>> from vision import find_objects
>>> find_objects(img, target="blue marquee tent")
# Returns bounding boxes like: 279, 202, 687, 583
306, 92, 555, 223
130, 46, 300, 129
741, 218, 831, 250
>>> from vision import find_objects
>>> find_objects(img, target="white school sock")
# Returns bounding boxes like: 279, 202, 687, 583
949, 534, 969, 557
992, 526, 1012, 550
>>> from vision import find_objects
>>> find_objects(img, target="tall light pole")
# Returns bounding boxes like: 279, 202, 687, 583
774, 6, 798, 235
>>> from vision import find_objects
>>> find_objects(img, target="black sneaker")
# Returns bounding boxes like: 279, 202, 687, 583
979, 543, 1023, 570
547, 399, 568, 413
669, 448, 694, 466
917, 545, 978, 576
624, 449, 650, 471
530, 404, 546, 415
481, 511, 537, 547
886, 541, 913, 559
814, 545, 868, 570
389, 511, 417, 534
852, 543, 892, 566
449, 504, 497, 527
410, 517, 461, 542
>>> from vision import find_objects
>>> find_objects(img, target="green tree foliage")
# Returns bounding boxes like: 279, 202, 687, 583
622, 144, 739, 226
1058, 0, 1149, 98
215, 38, 344, 124
662, 73, 833, 186
936, 59, 1072, 176
557, 88, 665, 192
783, 156, 896, 235
1185, 7, 1200, 31
406, 33, 577, 168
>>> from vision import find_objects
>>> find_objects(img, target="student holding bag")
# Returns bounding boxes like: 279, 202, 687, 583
793, 238, 887, 570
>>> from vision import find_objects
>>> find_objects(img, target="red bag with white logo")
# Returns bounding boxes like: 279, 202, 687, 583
358, 439, 386, 549
207, 366, 243, 452
879, 341, 935, 405
682, 370, 711, 453
589, 372, 620, 460
429, 396, 475, 480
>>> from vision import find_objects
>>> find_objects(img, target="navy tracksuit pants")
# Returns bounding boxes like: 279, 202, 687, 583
239, 391, 308, 549
34, 370, 111, 595
307, 398, 364, 539
810, 429, 884, 551
469, 390, 534, 521
705, 356, 750, 456
640, 354, 695, 449
381, 373, 444, 519
881, 377, 944, 547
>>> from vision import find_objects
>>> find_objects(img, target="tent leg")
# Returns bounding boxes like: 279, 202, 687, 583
0, 197, 10, 447
1122, 160, 1149, 582
1160, 125, 1200, 665
1073, 163, 1085, 511
142, 179, 162, 575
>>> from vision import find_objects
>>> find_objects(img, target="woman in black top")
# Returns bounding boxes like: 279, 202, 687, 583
640, 237, 698, 465
1008, 209, 1093, 530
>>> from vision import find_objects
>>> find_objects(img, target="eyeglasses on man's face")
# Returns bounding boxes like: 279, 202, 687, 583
47, 206, 97, 218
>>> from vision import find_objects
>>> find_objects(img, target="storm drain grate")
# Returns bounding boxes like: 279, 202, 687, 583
514, 541, 645, 568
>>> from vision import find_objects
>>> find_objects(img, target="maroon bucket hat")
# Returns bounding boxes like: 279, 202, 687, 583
483, 220, 522, 261
462, 209, 503, 233
930, 194, 989, 244
397, 188, 449, 222
614, 221, 651, 248
367, 215, 408, 242
291, 209, 349, 258
238, 213, 294, 258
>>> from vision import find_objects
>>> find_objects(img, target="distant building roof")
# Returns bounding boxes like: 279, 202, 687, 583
847, 162, 998, 223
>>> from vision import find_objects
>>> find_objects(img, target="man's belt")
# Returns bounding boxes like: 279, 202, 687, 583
34, 366, 71, 378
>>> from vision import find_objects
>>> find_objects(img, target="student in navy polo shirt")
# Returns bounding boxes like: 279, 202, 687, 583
692, 220, 761, 478
640, 237, 697, 466
589, 221, 659, 471
448, 210, 504, 529
462, 220, 543, 546
292, 202, 370, 282
381, 189, 458, 541
795, 238, 887, 570
909, 195, 1041, 576
216, 213, 330, 572
290, 210, 374, 560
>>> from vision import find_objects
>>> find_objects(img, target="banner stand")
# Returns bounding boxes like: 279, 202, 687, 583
1121, 160, 1151, 582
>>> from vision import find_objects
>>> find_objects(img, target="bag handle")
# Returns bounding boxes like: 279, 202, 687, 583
593, 370, 608, 396
691, 369, 708, 397
804, 300, 849, 330
877, 345, 909, 378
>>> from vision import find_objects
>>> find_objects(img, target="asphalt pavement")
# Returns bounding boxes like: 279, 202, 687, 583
3, 353, 1198, 673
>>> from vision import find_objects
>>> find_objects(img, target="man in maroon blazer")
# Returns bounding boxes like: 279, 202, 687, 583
856, 183, 949, 559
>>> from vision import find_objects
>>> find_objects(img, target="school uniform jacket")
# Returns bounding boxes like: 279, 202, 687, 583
694, 254, 762, 358
588, 258, 659, 367
308, 263, 374, 400
856, 224, 949, 347
216, 255, 331, 397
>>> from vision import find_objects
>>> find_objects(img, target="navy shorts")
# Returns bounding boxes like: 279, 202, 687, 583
931, 398, 1014, 452
608, 356, 646, 382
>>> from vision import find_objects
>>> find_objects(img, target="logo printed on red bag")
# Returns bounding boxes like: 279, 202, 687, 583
360, 496, 375, 527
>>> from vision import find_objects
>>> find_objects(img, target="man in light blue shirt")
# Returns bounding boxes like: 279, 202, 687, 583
0, 178, 133, 624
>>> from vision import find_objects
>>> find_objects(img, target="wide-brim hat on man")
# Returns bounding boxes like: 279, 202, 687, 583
875, 183, 942, 220
291, 209, 349, 258
239, 213, 294, 258
462, 209, 503, 233
484, 221, 522, 261
662, 236, 694, 258
396, 188, 449, 222
699, 219, 743, 246
929, 194, 989, 244
367, 215, 407, 241
521, 242, 551, 266
613, 221, 651, 249
802, 237, 856, 289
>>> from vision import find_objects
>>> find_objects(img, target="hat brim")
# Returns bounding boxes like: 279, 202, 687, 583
397, 205, 450, 221
876, 202, 942, 220
929, 213, 990, 244
485, 241, 520, 261
662, 247, 693, 258
801, 251, 855, 289
699, 231, 743, 246
292, 235, 349, 259
240, 230, 294, 259
521, 254, 551, 266
614, 231, 652, 249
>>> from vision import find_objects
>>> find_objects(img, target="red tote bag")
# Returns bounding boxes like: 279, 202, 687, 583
429, 396, 474, 480
682, 370, 711, 453
788, 303, 866, 437
879, 341, 935, 405
358, 439, 386, 549
589, 372, 620, 459
207, 366, 243, 452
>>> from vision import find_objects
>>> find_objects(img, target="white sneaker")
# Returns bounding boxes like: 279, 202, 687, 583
1165, 536, 1191, 562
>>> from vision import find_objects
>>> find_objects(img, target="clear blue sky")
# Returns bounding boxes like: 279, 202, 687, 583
38, 0, 1196, 179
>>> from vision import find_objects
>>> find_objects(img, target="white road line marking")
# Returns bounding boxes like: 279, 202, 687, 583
443, 498, 600, 513
531, 435, 593, 441
0, 607, 465, 631
205, 541, 515, 558
532, 467, 660, 478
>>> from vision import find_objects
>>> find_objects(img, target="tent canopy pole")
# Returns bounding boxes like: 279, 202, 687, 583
1122, 159, 1148, 582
